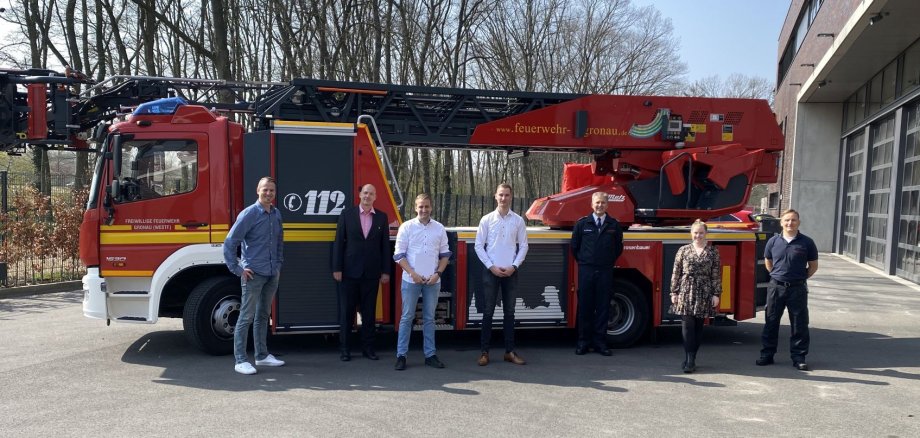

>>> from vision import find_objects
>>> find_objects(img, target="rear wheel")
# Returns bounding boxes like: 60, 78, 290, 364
183, 276, 241, 355
606, 278, 650, 347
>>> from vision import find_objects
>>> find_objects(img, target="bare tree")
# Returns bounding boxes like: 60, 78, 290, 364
1, 0, 693, 223
682, 73, 774, 102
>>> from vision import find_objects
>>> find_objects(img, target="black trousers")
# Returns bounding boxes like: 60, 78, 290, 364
760, 280, 810, 360
681, 316, 704, 353
576, 265, 612, 348
480, 270, 518, 352
338, 276, 379, 351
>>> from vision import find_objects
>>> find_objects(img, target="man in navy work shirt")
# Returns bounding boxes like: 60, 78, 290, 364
570, 191, 624, 356
757, 208, 819, 371
223, 176, 285, 375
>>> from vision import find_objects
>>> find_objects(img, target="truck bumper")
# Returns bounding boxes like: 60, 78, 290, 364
82, 267, 107, 320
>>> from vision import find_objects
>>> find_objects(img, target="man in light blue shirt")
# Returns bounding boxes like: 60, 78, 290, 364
223, 176, 285, 375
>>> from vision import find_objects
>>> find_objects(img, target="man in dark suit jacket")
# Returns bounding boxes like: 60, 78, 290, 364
333, 184, 391, 361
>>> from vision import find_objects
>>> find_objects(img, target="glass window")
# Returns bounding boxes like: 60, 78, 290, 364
868, 73, 883, 115
777, 0, 823, 85
778, 43, 795, 85
844, 97, 855, 129
865, 116, 895, 267
117, 139, 198, 203
807, 0, 820, 25
902, 40, 920, 95
842, 132, 865, 259
794, 13, 808, 53
898, 102, 920, 282
854, 86, 867, 124
882, 60, 898, 106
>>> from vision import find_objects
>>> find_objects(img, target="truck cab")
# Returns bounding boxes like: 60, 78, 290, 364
81, 100, 400, 354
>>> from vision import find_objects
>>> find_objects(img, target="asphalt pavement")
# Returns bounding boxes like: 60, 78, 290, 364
0, 254, 918, 437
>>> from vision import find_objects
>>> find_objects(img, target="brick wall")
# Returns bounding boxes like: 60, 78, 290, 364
771, 1, 861, 213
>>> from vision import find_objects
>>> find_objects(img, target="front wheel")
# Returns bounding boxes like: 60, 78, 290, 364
183, 276, 241, 355
606, 278, 650, 347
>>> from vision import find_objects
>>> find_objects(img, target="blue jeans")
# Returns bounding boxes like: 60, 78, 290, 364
396, 281, 439, 358
234, 272, 279, 364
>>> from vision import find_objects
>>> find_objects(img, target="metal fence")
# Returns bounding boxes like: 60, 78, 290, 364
398, 193, 541, 227
0, 171, 85, 288
0, 171, 78, 212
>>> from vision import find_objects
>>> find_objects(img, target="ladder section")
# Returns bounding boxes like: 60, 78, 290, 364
255, 79, 584, 147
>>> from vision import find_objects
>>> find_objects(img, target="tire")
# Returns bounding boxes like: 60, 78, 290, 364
183, 276, 241, 355
605, 278, 650, 347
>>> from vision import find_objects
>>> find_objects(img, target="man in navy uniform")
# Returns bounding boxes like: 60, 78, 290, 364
757, 209, 819, 371
570, 191, 623, 356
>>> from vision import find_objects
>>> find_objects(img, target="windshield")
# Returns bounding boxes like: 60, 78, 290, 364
116, 139, 198, 202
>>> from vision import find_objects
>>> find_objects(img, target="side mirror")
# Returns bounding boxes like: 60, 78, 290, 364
109, 134, 123, 202
110, 179, 121, 200
112, 134, 123, 179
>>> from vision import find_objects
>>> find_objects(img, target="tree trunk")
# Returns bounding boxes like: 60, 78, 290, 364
441, 150, 454, 224
93, 0, 106, 81
209, 0, 233, 83
465, 151, 475, 197
421, 149, 432, 196
140, 0, 158, 75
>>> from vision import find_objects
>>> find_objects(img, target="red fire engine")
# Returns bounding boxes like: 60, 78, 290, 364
0, 69, 781, 353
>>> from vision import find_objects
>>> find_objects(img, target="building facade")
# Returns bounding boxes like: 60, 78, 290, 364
774, 0, 920, 282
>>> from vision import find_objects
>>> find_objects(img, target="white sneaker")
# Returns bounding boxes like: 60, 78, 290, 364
255, 354, 285, 367
234, 362, 257, 375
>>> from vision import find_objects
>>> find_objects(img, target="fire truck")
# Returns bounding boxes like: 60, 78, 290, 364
0, 68, 782, 354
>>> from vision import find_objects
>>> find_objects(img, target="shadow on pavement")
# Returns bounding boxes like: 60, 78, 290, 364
119, 319, 919, 393
122, 329, 629, 394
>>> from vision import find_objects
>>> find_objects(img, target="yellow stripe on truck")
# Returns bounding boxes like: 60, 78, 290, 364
284, 230, 336, 241
100, 231, 211, 245
720, 265, 732, 310
101, 270, 155, 277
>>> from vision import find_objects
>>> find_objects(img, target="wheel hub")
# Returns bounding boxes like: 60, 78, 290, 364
608, 292, 636, 336
210, 296, 241, 339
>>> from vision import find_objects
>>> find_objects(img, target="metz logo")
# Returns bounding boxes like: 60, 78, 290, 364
607, 194, 626, 202
284, 190, 346, 216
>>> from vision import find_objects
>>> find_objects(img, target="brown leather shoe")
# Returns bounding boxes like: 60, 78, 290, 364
477, 352, 489, 366
504, 351, 526, 365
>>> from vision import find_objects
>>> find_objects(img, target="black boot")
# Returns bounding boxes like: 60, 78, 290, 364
683, 352, 696, 373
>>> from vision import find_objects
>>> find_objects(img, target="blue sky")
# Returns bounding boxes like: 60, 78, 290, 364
633, 0, 791, 83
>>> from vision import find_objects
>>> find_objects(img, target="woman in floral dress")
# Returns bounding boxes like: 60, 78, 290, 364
669, 220, 722, 373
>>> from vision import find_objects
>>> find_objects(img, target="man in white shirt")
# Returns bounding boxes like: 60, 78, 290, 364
474, 183, 529, 366
393, 193, 452, 371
